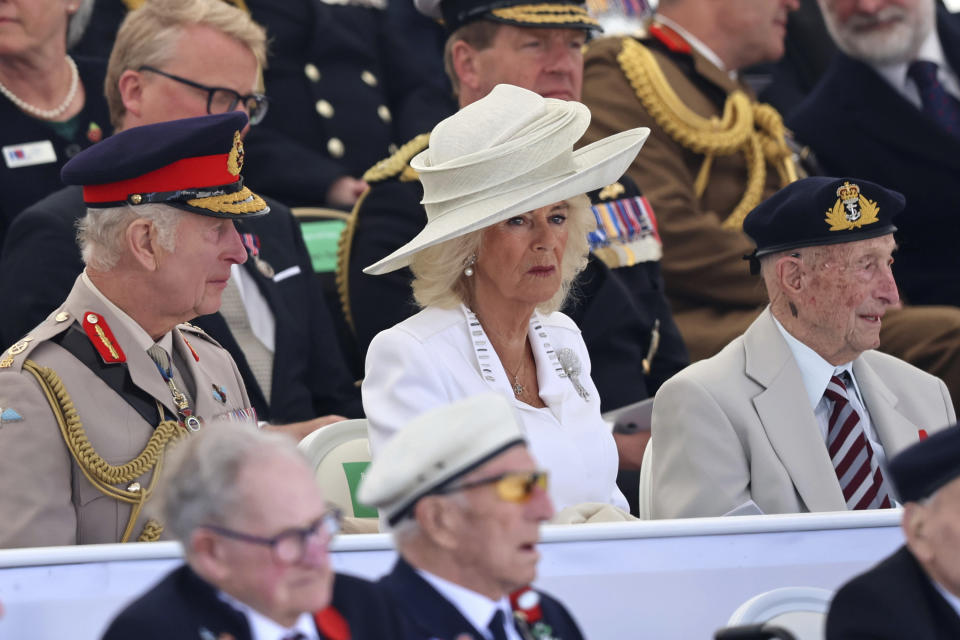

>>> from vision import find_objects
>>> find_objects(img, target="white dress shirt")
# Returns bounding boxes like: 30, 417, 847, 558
219, 590, 318, 640
655, 14, 736, 79
363, 305, 628, 513
417, 569, 521, 640
873, 27, 960, 108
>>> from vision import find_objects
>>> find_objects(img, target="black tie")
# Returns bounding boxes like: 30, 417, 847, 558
907, 60, 960, 136
488, 609, 510, 640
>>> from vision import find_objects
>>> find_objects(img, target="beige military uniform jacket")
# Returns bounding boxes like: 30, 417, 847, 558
581, 32, 796, 360
0, 276, 251, 547
647, 308, 956, 519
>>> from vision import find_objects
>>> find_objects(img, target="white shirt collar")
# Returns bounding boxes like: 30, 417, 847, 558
772, 314, 858, 409
81, 270, 166, 353
931, 576, 960, 619
654, 15, 735, 79
416, 568, 512, 639
218, 590, 318, 640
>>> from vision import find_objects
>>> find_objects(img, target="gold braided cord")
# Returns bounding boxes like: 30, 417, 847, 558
616, 38, 798, 229
362, 133, 430, 183
23, 360, 183, 543
336, 187, 372, 335
490, 4, 599, 26
186, 187, 267, 215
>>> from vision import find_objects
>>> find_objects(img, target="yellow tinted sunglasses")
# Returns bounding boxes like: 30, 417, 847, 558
440, 470, 549, 503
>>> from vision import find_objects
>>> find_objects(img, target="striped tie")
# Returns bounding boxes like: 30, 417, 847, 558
824, 374, 893, 510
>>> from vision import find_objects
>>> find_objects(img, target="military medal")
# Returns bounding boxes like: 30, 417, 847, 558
241, 233, 275, 278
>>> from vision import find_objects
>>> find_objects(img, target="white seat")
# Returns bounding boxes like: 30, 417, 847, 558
602, 396, 654, 431
724, 586, 834, 640
298, 419, 376, 521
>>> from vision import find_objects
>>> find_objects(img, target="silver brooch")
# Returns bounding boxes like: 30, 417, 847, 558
557, 348, 590, 401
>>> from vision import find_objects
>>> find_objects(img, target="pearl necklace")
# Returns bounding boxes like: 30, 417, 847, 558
0, 55, 79, 120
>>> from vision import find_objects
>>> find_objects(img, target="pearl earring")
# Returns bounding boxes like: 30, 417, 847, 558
464, 254, 476, 277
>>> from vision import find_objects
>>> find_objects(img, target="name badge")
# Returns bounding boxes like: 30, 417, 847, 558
3, 140, 57, 169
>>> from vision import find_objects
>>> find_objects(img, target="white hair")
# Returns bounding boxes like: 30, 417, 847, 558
76, 203, 184, 271
819, 0, 935, 65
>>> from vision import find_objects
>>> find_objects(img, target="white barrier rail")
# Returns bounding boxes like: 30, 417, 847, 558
0, 510, 903, 639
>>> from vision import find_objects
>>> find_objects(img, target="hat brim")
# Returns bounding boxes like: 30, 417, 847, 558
363, 126, 650, 275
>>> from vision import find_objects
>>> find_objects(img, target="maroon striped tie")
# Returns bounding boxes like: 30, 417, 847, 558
824, 374, 893, 510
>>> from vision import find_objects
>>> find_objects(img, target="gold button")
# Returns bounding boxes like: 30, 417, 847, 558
55, 311, 70, 322
327, 137, 345, 158
304, 63, 320, 82
315, 99, 334, 118
361, 70, 377, 87
377, 105, 391, 123
130, 194, 142, 204
86, 313, 99, 324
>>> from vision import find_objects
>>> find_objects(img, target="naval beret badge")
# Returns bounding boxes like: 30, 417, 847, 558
825, 181, 879, 231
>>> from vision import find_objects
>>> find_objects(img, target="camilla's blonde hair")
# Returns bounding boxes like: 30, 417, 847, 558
410, 194, 593, 314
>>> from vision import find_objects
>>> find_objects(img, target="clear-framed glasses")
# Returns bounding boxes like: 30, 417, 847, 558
202, 507, 342, 564
438, 470, 549, 504
137, 65, 270, 125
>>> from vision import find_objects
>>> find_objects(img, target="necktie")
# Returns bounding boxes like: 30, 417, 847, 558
824, 374, 893, 510
488, 609, 510, 640
218, 276, 274, 403
907, 60, 960, 136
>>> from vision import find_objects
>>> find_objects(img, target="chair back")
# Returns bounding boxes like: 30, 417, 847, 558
298, 419, 377, 520
717, 586, 833, 640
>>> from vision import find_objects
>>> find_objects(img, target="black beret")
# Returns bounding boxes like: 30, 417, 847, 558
61, 111, 269, 219
417, 0, 599, 33
743, 177, 902, 266
889, 425, 960, 503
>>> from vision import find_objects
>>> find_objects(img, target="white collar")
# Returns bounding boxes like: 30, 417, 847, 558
931, 576, 960, 619
772, 314, 859, 409
218, 590, 318, 640
81, 270, 165, 353
874, 26, 954, 95
416, 568, 512, 639
654, 15, 735, 79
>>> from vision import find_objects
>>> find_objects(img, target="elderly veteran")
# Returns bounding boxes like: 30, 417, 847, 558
827, 425, 960, 639
647, 176, 956, 520
102, 424, 397, 640
361, 84, 648, 515
359, 393, 585, 640
0, 112, 261, 547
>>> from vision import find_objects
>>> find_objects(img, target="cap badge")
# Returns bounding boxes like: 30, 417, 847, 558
227, 130, 244, 177
825, 181, 879, 231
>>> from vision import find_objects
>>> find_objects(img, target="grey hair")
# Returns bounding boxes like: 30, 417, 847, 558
76, 203, 184, 271
409, 194, 594, 314
67, 0, 96, 50
154, 423, 306, 545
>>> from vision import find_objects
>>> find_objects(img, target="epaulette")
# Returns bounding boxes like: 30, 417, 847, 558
362, 133, 430, 184
0, 309, 75, 372
176, 322, 221, 349
615, 37, 798, 230
588, 181, 662, 268
648, 22, 692, 54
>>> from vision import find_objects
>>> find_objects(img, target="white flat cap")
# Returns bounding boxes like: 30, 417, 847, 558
358, 393, 526, 526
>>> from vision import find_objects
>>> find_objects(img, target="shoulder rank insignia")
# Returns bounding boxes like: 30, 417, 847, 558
588, 194, 663, 267
648, 22, 692, 54
0, 408, 23, 425
0, 336, 33, 368
82, 312, 126, 364
182, 335, 200, 362
825, 181, 879, 231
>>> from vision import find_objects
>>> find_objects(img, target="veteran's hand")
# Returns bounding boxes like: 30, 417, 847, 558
326, 176, 369, 208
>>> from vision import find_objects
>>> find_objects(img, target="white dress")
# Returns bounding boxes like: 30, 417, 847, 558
362, 304, 628, 512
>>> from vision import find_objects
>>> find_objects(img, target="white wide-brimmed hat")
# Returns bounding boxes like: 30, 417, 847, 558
363, 84, 649, 275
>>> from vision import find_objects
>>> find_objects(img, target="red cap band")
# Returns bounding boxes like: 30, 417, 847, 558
82, 153, 236, 204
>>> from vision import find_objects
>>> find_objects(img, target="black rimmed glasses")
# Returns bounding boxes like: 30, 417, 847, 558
203, 508, 342, 564
138, 65, 269, 125
437, 470, 549, 504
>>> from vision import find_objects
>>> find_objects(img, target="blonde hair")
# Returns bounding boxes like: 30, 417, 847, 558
410, 194, 593, 314
76, 203, 183, 271
105, 0, 268, 130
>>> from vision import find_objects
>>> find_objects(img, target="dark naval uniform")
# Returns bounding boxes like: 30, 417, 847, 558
340, 134, 688, 412
0, 276, 251, 547
378, 558, 585, 640
243, 0, 456, 207
0, 187, 362, 423
103, 565, 401, 640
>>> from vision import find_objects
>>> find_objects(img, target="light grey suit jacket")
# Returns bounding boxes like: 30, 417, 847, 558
648, 308, 956, 519
0, 276, 251, 547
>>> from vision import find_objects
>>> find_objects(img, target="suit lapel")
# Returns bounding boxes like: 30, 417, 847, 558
380, 558, 485, 640
744, 310, 847, 511
853, 355, 918, 467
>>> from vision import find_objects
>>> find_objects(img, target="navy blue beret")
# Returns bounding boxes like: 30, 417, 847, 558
61, 112, 268, 219
890, 425, 960, 503
743, 177, 902, 264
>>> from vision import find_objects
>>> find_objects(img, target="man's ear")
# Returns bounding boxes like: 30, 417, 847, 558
902, 503, 932, 563
776, 254, 804, 295
415, 496, 462, 551
117, 69, 146, 120
451, 40, 481, 94
126, 218, 162, 271
187, 529, 232, 583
